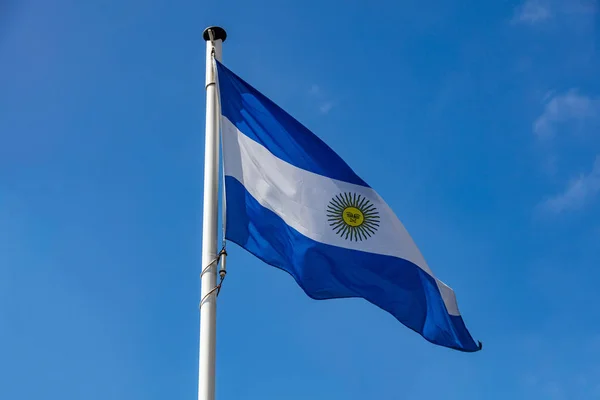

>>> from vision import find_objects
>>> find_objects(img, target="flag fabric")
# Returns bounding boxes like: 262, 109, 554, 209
215, 60, 481, 352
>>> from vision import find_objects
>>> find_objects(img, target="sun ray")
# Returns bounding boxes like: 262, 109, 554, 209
357, 196, 368, 210
344, 192, 352, 205
330, 196, 345, 210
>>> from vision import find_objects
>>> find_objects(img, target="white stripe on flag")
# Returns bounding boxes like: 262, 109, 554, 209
221, 117, 461, 316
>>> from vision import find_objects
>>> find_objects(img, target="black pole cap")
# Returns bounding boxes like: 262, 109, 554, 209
203, 26, 227, 42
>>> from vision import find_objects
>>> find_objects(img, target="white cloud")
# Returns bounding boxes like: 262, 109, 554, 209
533, 90, 600, 139
512, 0, 597, 25
540, 156, 600, 213
513, 0, 552, 23
319, 102, 334, 114
309, 83, 334, 114
309, 84, 320, 95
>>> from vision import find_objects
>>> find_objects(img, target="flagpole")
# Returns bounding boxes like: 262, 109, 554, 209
199, 26, 226, 400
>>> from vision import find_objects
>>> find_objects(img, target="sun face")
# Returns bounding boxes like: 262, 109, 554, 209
327, 193, 380, 241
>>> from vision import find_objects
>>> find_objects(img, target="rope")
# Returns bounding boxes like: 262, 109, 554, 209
217, 63, 227, 251
210, 38, 228, 280
199, 247, 228, 307
207, 28, 216, 57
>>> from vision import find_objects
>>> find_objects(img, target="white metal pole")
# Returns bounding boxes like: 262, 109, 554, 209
199, 26, 226, 400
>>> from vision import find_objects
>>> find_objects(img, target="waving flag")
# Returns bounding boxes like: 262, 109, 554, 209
215, 60, 481, 352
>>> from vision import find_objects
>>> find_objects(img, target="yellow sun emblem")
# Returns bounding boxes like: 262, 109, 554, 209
327, 193, 380, 241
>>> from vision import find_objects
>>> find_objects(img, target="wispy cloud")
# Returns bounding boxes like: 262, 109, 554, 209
513, 0, 552, 24
319, 102, 334, 114
533, 91, 600, 212
309, 84, 321, 96
512, 0, 598, 25
533, 90, 600, 139
539, 155, 600, 213
308, 84, 335, 115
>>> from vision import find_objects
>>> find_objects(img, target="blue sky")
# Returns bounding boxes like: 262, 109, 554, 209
1, 0, 599, 399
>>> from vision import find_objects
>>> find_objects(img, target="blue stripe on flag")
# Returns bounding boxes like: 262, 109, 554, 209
216, 60, 368, 187
225, 176, 481, 352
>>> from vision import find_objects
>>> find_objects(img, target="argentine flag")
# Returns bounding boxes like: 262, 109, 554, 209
215, 60, 481, 352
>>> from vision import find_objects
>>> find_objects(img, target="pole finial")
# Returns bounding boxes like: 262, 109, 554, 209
203, 26, 227, 42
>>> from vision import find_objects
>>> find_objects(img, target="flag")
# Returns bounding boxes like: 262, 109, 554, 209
215, 60, 481, 352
